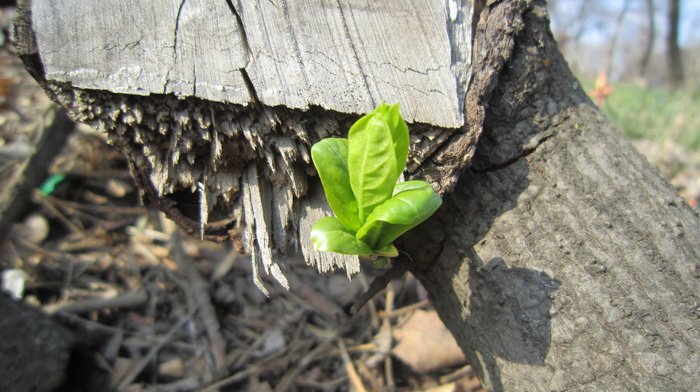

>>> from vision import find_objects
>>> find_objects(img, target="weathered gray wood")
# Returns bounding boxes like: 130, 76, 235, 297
299, 181, 361, 277
32, 0, 250, 103
31, 0, 472, 128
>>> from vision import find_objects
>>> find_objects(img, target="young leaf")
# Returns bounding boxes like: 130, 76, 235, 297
348, 112, 398, 225
311, 138, 361, 231
356, 183, 442, 249
392, 180, 435, 196
374, 243, 399, 257
310, 102, 443, 265
373, 257, 389, 268
311, 217, 374, 256
372, 103, 409, 180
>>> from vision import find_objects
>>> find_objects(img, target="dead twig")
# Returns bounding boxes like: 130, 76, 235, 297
170, 229, 227, 373
383, 285, 396, 391
272, 332, 339, 392
41, 193, 147, 215
337, 337, 367, 392
31, 190, 85, 236
142, 376, 203, 392
285, 268, 348, 322
36, 191, 135, 230
365, 283, 393, 368
116, 306, 198, 391
197, 365, 261, 392
380, 299, 431, 319
0, 107, 75, 242
200, 337, 318, 392
351, 262, 409, 314
44, 290, 149, 315
440, 364, 476, 384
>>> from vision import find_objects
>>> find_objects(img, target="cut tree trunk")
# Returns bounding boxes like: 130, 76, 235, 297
14, 0, 479, 294
14, 0, 700, 391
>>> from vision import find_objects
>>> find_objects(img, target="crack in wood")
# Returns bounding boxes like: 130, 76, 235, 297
239, 68, 260, 106
334, 0, 376, 107
164, 0, 188, 94
224, 0, 260, 105
224, 0, 252, 63
471, 134, 553, 175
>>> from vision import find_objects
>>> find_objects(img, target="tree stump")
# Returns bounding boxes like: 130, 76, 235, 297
15, 0, 483, 293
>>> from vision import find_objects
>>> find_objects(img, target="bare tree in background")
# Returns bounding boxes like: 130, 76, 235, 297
606, 0, 632, 77
547, 0, 596, 70
668, 0, 684, 86
639, 0, 656, 77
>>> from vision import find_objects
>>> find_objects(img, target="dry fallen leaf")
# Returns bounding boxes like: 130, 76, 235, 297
392, 309, 466, 373
158, 357, 184, 378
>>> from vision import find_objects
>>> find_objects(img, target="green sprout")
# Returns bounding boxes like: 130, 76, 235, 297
39, 173, 66, 195
310, 102, 442, 267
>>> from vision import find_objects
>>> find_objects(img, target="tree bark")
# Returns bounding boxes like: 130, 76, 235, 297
15, 0, 700, 390
400, 1, 700, 390
667, 0, 684, 86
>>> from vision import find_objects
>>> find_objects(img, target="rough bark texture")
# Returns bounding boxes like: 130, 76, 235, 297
13, 0, 700, 390
400, 1, 700, 390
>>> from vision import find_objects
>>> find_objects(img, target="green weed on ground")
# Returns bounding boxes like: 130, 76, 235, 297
580, 76, 700, 151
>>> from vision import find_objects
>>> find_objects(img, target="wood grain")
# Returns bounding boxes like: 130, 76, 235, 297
31, 0, 473, 128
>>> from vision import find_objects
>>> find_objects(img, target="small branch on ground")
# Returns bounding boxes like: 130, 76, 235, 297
350, 262, 409, 314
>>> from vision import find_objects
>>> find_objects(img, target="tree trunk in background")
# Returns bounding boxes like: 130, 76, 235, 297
546, 0, 595, 71
605, 0, 630, 77
639, 0, 655, 77
667, 0, 684, 86
15, 0, 700, 390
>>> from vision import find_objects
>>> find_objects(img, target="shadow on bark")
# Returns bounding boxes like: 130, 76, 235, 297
407, 153, 561, 390
462, 253, 560, 391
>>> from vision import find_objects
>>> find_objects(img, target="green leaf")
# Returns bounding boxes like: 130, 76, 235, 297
372, 103, 409, 180
311, 217, 373, 256
374, 243, 399, 257
348, 113, 398, 225
373, 257, 389, 268
311, 138, 361, 231
310, 103, 440, 263
392, 180, 434, 196
356, 182, 442, 249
